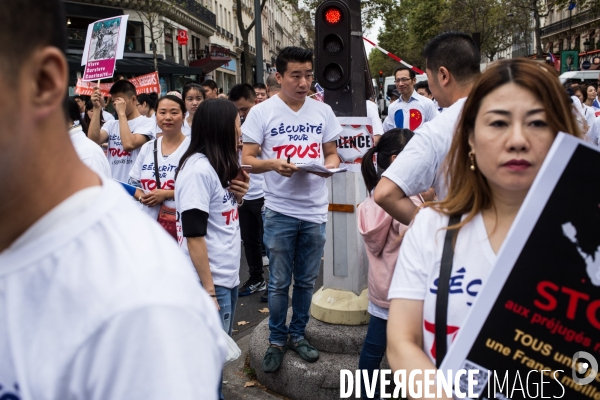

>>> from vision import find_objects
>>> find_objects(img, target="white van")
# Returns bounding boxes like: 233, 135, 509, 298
380, 73, 428, 115
559, 70, 599, 84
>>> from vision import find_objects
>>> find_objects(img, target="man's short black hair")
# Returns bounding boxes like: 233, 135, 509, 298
394, 66, 416, 80
228, 84, 256, 102
253, 83, 267, 91
266, 73, 280, 89
414, 81, 431, 95
423, 32, 480, 84
109, 80, 137, 97
276, 47, 313, 76
201, 79, 218, 91
0, 0, 66, 77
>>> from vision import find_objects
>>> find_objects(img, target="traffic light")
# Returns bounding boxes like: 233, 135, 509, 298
315, 0, 351, 91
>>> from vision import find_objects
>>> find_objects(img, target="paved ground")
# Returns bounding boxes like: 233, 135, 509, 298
232, 251, 324, 340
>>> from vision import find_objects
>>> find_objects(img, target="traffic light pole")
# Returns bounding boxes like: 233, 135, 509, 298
254, 0, 264, 83
311, 0, 372, 325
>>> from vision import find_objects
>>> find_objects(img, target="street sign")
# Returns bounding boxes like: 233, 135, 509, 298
582, 60, 591, 70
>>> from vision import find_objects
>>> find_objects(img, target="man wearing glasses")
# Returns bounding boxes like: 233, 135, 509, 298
382, 66, 438, 132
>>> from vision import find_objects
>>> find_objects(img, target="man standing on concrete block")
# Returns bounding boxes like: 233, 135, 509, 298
242, 46, 343, 373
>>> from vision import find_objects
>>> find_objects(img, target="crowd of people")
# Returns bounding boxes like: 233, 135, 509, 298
1, 0, 599, 399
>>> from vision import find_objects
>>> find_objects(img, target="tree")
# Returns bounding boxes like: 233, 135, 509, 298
235, 0, 268, 83
108, 0, 178, 72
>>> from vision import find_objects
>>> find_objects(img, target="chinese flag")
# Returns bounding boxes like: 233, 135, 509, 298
409, 109, 423, 130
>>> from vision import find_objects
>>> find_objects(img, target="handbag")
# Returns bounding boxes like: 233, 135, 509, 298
153, 139, 178, 240
435, 214, 461, 368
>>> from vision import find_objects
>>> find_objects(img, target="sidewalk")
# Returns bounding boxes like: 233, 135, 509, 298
223, 331, 288, 400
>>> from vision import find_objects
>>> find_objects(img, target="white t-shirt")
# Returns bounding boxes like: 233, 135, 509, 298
382, 97, 467, 200
587, 116, 600, 146
150, 113, 162, 135
102, 115, 155, 183
383, 91, 438, 132
182, 117, 192, 137
0, 180, 226, 399
102, 110, 115, 122
129, 136, 191, 219
388, 208, 496, 364
242, 95, 343, 224
69, 126, 111, 177
367, 100, 384, 136
175, 153, 241, 289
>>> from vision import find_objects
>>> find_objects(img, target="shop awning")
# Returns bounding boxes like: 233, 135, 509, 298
189, 55, 231, 74
67, 54, 203, 75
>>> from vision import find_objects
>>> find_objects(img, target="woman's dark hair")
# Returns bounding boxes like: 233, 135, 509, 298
83, 100, 104, 132
65, 97, 89, 134
156, 94, 186, 114
574, 85, 587, 102
137, 93, 157, 110
176, 99, 239, 188
182, 83, 206, 101
361, 128, 414, 193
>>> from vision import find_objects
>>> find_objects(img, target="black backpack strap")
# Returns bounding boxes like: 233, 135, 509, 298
153, 139, 161, 189
435, 214, 462, 368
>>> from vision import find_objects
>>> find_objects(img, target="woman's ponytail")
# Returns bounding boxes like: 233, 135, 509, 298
361, 145, 379, 193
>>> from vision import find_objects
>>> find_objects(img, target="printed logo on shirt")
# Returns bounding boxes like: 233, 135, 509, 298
0, 382, 21, 400
270, 123, 323, 138
429, 267, 483, 306
221, 192, 238, 225
140, 179, 175, 191
108, 133, 131, 158
423, 320, 460, 360
272, 143, 321, 159
394, 108, 423, 131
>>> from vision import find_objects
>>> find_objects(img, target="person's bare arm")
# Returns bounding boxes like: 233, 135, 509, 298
374, 177, 418, 225
387, 299, 452, 400
113, 97, 149, 152
242, 143, 299, 177
187, 236, 219, 310
88, 88, 108, 144
373, 135, 381, 145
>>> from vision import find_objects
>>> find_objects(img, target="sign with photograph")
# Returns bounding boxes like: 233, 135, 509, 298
81, 15, 129, 81
335, 117, 374, 173
560, 50, 579, 74
442, 133, 600, 399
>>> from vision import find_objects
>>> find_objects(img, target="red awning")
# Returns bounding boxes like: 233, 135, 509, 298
190, 56, 231, 74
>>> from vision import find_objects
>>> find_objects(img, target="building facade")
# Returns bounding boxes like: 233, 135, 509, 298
541, 5, 600, 71
65, 0, 309, 97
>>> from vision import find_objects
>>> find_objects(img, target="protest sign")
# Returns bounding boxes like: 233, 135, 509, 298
75, 72, 160, 96
81, 15, 129, 81
441, 133, 600, 399
335, 117, 374, 173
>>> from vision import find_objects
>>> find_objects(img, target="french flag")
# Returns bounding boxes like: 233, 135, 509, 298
548, 52, 556, 64
592, 97, 600, 111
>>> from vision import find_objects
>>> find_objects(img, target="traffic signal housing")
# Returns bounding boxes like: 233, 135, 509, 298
315, 0, 351, 91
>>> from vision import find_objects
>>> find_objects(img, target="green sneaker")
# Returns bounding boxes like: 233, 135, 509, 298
288, 338, 319, 363
262, 345, 286, 373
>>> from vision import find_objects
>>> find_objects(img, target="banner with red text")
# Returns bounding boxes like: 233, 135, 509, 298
75, 72, 160, 97
441, 133, 600, 399
336, 117, 374, 173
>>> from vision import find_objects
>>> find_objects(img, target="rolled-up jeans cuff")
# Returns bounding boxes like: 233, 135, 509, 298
269, 339, 287, 347
290, 335, 304, 344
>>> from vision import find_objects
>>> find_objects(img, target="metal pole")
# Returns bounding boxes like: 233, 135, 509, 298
254, 0, 264, 83
569, 8, 572, 50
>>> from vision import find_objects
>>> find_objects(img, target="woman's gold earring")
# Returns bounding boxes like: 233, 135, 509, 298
468, 151, 476, 171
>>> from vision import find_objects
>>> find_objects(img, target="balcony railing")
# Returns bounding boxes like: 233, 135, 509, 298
541, 9, 600, 37
179, 0, 216, 28
189, 44, 231, 61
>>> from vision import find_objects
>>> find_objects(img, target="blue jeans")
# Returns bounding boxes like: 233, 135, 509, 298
214, 285, 237, 400
215, 285, 238, 336
358, 315, 387, 399
263, 208, 326, 346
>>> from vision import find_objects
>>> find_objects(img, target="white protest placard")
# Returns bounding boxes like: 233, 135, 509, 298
335, 117, 374, 173
440, 133, 600, 399
81, 15, 129, 81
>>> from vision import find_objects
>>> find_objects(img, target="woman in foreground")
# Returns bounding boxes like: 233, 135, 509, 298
386, 58, 581, 398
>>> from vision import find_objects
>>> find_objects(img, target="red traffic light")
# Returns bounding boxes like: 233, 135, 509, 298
379, 70, 383, 76
324, 7, 342, 25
